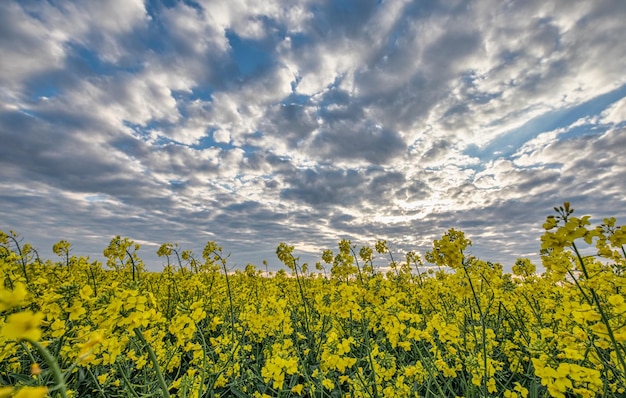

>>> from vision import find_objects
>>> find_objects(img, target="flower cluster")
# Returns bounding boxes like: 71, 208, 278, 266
0, 203, 625, 397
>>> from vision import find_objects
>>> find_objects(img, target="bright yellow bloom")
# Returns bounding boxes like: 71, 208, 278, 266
13, 386, 48, 398
49, 318, 66, 338
67, 301, 86, 321
0, 387, 13, 398
337, 337, 353, 355
291, 384, 304, 395
78, 333, 103, 362
1, 311, 45, 341
79, 285, 93, 301
97, 373, 108, 385
608, 294, 626, 313
487, 377, 497, 394
0, 283, 28, 312
322, 378, 334, 390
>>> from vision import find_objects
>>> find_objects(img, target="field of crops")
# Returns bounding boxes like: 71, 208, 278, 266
1, 203, 626, 397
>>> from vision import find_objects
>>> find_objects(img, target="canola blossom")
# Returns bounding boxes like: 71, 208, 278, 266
1, 203, 625, 397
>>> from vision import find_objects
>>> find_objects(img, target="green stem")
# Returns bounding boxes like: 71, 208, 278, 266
9, 235, 29, 284
126, 249, 138, 283
28, 340, 68, 398
291, 254, 312, 336
116, 362, 141, 398
135, 329, 171, 398
462, 262, 488, 397
211, 250, 236, 342
349, 246, 379, 398
86, 367, 107, 397
571, 242, 626, 388
194, 321, 208, 398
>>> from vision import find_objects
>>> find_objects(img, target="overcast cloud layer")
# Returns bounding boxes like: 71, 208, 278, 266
1, 0, 625, 271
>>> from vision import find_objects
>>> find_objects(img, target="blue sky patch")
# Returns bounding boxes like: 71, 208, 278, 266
226, 30, 274, 78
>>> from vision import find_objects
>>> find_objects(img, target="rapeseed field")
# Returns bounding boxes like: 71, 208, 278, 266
1, 203, 625, 397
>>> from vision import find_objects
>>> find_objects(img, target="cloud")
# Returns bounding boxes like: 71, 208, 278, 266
311, 121, 406, 165
601, 96, 626, 125
1, 0, 626, 271
0, 2, 67, 99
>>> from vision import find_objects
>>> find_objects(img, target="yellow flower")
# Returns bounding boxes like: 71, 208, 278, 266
1, 311, 45, 341
97, 373, 108, 385
50, 319, 66, 338
210, 316, 223, 331
67, 301, 86, 321
78, 333, 103, 362
291, 384, 304, 395
487, 377, 497, 394
0, 283, 28, 312
30, 363, 42, 376
513, 381, 529, 397
13, 386, 48, 398
608, 294, 626, 313
169, 378, 182, 390
214, 374, 228, 388
337, 338, 352, 355
79, 285, 93, 300
322, 378, 334, 390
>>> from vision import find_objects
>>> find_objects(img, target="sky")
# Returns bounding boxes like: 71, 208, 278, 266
1, 0, 626, 273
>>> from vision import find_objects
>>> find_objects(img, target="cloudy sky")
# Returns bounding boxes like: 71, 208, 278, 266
1, 0, 625, 272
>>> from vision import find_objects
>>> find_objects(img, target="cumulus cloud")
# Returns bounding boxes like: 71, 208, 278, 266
1, 0, 625, 270
0, 2, 66, 99
601, 97, 626, 125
